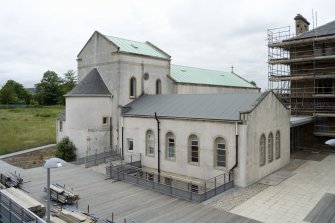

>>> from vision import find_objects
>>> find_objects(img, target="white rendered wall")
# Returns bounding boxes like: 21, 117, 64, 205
65, 96, 112, 157
56, 120, 67, 142
122, 117, 237, 180
236, 92, 290, 187
76, 32, 173, 152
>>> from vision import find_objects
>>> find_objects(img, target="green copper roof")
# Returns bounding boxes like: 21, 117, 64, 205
170, 64, 256, 88
104, 35, 169, 59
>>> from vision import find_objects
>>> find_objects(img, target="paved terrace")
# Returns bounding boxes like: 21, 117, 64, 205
231, 154, 335, 223
0, 160, 259, 223
2, 153, 335, 223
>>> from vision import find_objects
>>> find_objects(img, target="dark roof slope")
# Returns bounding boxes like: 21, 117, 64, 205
288, 20, 335, 41
65, 68, 111, 96
122, 92, 268, 121
56, 111, 66, 121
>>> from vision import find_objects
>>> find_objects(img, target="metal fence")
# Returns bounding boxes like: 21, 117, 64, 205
77, 149, 121, 168
0, 190, 46, 223
106, 164, 233, 203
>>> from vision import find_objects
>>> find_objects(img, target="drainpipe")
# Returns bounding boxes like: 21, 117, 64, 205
154, 112, 161, 178
121, 127, 124, 160
229, 122, 239, 181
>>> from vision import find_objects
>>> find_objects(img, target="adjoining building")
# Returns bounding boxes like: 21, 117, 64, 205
57, 31, 289, 189
268, 14, 335, 150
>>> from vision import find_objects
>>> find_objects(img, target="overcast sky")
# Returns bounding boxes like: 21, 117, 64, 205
0, 0, 334, 90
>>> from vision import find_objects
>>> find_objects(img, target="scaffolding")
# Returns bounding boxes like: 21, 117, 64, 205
267, 25, 335, 137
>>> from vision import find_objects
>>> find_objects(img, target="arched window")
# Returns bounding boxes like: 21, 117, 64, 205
260, 134, 266, 166
156, 79, 162, 94
130, 77, 136, 98
275, 131, 280, 159
166, 132, 175, 160
215, 137, 226, 167
188, 135, 199, 163
268, 132, 273, 163
146, 130, 155, 156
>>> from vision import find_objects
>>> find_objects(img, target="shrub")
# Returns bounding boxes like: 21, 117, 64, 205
55, 137, 76, 162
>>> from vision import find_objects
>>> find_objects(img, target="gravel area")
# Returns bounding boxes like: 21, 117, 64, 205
209, 158, 307, 211
2, 146, 57, 169
210, 183, 269, 211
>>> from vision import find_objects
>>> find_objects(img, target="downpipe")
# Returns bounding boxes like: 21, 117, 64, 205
155, 112, 161, 181
229, 122, 239, 181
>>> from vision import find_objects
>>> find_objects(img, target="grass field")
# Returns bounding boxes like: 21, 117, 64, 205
0, 106, 64, 155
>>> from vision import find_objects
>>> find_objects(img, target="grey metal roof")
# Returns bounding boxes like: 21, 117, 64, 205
65, 68, 111, 96
288, 20, 335, 41
56, 111, 66, 121
122, 92, 267, 121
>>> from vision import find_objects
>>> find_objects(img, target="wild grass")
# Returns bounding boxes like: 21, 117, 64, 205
0, 106, 64, 155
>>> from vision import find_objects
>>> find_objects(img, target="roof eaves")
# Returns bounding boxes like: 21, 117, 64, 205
98, 32, 121, 51
174, 81, 259, 89
56, 111, 66, 121
122, 113, 240, 123
115, 51, 170, 61
65, 94, 112, 97
166, 74, 177, 83
77, 31, 96, 58
145, 41, 171, 58
231, 71, 259, 89
77, 31, 120, 58
240, 91, 271, 114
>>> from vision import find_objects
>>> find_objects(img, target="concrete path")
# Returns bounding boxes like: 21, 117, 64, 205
0, 144, 55, 159
230, 155, 335, 223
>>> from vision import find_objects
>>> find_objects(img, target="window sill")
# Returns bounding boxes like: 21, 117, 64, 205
214, 166, 226, 171
165, 157, 176, 162
146, 154, 155, 158
188, 161, 200, 166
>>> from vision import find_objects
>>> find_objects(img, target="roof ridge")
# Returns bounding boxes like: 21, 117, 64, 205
172, 64, 231, 73
103, 34, 148, 44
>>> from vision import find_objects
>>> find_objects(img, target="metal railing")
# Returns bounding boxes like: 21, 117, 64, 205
0, 190, 46, 223
106, 164, 233, 203
77, 149, 121, 168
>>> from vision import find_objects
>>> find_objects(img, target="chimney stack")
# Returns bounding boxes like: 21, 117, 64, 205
294, 14, 310, 35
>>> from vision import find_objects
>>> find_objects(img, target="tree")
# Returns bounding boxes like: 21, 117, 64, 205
63, 70, 77, 91
35, 71, 62, 105
59, 70, 77, 104
55, 137, 77, 162
0, 80, 32, 104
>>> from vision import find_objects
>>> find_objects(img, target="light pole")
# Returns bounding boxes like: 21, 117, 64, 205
44, 158, 66, 223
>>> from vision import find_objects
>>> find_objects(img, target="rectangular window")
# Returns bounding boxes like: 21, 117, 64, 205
167, 138, 175, 159
215, 138, 226, 168
59, 121, 63, 132
146, 131, 155, 156
127, 138, 133, 151
102, 117, 108, 125
216, 143, 226, 167
191, 140, 199, 163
